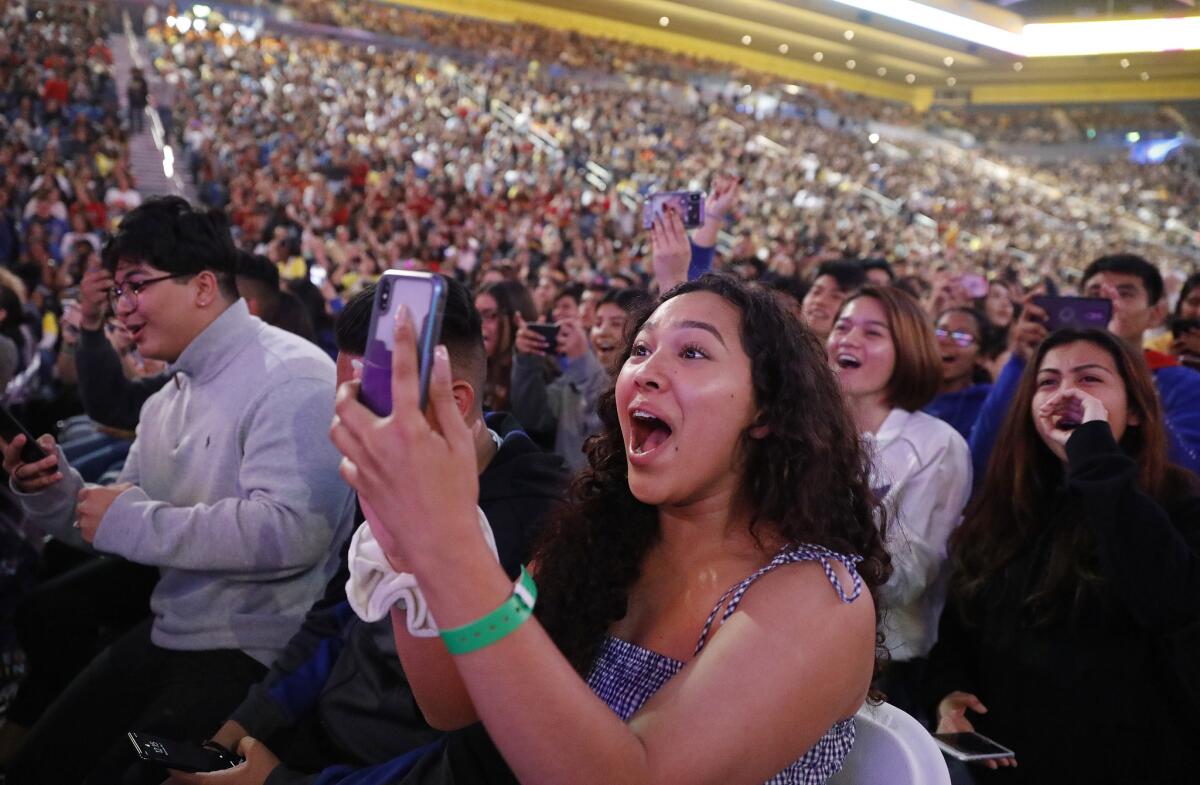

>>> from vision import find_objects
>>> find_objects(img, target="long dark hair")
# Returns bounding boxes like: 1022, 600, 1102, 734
477, 279, 536, 412
950, 328, 1195, 621
533, 274, 892, 674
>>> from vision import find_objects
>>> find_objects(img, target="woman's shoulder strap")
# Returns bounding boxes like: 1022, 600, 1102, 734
693, 544, 864, 655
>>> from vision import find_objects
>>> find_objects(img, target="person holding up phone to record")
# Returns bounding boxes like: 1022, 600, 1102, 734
926, 327, 1200, 784
968, 255, 1200, 482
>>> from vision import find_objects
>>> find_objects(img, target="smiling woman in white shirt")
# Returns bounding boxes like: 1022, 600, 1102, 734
827, 285, 972, 720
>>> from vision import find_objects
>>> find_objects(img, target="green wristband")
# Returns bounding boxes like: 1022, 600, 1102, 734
440, 565, 538, 655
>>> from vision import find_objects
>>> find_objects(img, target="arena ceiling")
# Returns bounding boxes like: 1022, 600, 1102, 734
399, 0, 1200, 105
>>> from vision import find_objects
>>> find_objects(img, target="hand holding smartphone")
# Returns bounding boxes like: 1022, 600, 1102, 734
642, 191, 705, 230
0, 404, 49, 463
934, 731, 1016, 764
127, 732, 243, 773
359, 271, 447, 416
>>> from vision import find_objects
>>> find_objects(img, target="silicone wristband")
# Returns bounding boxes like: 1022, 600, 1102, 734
440, 566, 537, 655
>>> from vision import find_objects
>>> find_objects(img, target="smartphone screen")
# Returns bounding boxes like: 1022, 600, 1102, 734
642, 191, 705, 230
127, 732, 241, 773
0, 405, 48, 463
934, 732, 1015, 761
359, 271, 447, 416
1031, 295, 1112, 332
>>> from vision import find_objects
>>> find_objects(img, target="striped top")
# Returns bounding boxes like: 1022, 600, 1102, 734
585, 544, 864, 785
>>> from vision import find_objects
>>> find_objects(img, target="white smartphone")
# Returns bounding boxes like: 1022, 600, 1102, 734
933, 732, 1015, 762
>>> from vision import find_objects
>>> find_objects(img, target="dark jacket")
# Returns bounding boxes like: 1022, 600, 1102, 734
230, 414, 567, 785
926, 422, 1200, 784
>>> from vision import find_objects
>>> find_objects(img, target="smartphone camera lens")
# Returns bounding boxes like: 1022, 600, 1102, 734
380, 283, 390, 305
689, 193, 700, 201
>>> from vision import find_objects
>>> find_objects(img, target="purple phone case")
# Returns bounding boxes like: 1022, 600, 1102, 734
360, 271, 446, 416
1032, 296, 1112, 332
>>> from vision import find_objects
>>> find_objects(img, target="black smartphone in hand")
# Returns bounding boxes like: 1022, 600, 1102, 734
0, 404, 48, 463
127, 732, 242, 773
527, 323, 560, 351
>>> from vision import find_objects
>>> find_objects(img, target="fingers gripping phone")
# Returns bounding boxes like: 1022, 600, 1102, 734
642, 190, 705, 230
527, 323, 560, 350
360, 271, 447, 416
933, 731, 1016, 763
1031, 295, 1112, 332
127, 732, 242, 772
0, 404, 48, 463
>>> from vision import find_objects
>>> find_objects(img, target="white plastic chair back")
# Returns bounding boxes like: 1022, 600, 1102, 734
828, 701, 951, 785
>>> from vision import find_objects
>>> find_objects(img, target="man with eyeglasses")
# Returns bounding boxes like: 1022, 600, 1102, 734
1, 197, 356, 785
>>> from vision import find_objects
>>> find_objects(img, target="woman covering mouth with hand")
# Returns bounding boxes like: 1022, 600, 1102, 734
827, 285, 972, 719
328, 274, 891, 785
927, 327, 1200, 784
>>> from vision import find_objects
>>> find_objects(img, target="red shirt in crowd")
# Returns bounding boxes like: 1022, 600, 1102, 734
43, 77, 69, 104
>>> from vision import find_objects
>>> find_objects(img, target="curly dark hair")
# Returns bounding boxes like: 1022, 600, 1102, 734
533, 274, 892, 675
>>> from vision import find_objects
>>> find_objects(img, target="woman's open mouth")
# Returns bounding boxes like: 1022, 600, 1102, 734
835, 353, 862, 370
629, 408, 673, 458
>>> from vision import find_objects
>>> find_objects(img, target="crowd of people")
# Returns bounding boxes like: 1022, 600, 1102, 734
0, 1, 1197, 784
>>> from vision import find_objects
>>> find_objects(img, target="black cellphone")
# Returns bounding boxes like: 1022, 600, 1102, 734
1171, 318, 1200, 338
127, 732, 243, 773
1031, 295, 1112, 332
0, 404, 48, 463
527, 323, 560, 349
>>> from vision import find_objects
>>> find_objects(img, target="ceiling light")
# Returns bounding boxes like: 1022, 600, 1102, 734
778, 43, 789, 54
1120, 58, 1131, 68
946, 76, 957, 86
1140, 71, 1150, 80
846, 59, 857, 69
877, 66, 887, 76
905, 73, 916, 83
813, 51, 824, 62
868, 133, 880, 144
943, 56, 955, 67
1013, 62, 1023, 71
742, 34, 752, 45
844, 30, 855, 41
659, 16, 669, 27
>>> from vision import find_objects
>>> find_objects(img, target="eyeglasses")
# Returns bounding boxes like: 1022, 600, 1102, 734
107, 273, 191, 312
935, 328, 977, 348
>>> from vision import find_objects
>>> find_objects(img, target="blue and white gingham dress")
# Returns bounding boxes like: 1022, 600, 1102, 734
585, 544, 863, 785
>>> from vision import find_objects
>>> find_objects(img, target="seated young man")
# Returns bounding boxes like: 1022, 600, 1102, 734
1, 197, 356, 785
196, 279, 568, 785
970, 253, 1200, 480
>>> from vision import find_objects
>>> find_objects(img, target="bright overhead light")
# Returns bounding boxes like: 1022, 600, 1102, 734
813, 51, 824, 62
876, 66, 887, 76
1120, 58, 1131, 68
946, 76, 957, 86
846, 59, 857, 69
778, 43, 789, 54
1127, 131, 1141, 142
1140, 71, 1150, 80
741, 34, 752, 45
659, 16, 669, 27
1022, 18, 1200, 56
905, 73, 916, 83
843, 30, 855, 41
192, 4, 211, 17
822, 0, 1200, 56
868, 133, 880, 144
943, 56, 955, 67
784, 84, 802, 95
1013, 62, 1023, 71
193, 18, 207, 31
